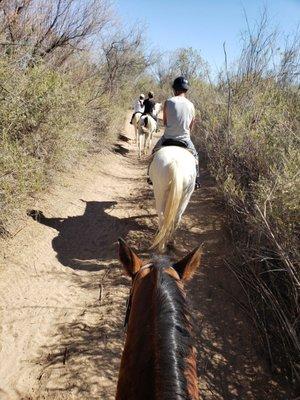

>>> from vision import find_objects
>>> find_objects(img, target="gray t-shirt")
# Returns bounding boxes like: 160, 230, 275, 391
164, 96, 195, 140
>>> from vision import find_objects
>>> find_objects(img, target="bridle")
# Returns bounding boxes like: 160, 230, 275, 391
124, 263, 152, 330
123, 263, 176, 330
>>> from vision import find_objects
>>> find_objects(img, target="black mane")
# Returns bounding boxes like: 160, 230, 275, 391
153, 264, 194, 399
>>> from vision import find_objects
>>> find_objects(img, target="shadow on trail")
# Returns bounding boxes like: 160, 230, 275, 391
34, 265, 128, 399
27, 200, 154, 271
118, 133, 130, 142
28, 195, 155, 398
113, 143, 129, 156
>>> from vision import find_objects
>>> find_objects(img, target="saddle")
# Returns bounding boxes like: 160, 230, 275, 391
161, 138, 189, 149
140, 116, 149, 133
141, 114, 156, 133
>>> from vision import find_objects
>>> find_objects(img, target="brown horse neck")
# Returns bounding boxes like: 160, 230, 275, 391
116, 266, 199, 400
152, 267, 199, 399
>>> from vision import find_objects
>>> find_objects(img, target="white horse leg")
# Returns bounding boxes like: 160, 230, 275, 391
148, 130, 153, 150
133, 114, 141, 144
135, 124, 138, 144
139, 133, 144, 158
146, 131, 151, 150
138, 134, 141, 158
148, 120, 156, 150
144, 132, 150, 154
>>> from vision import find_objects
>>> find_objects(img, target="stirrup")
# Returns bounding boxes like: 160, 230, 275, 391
194, 177, 201, 190
147, 177, 153, 186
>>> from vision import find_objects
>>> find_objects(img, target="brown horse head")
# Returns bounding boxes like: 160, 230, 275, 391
116, 238, 202, 400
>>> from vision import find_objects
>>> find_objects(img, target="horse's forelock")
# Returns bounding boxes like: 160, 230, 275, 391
152, 254, 172, 268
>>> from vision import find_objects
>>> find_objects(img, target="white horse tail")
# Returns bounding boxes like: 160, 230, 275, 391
151, 160, 183, 251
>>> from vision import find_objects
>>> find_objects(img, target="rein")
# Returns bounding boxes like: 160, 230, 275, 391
124, 263, 152, 329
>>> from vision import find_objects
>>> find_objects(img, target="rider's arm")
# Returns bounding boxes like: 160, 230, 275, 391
189, 117, 195, 131
189, 104, 196, 132
163, 101, 167, 126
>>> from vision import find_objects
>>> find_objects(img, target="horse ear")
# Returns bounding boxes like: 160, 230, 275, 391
173, 246, 202, 281
118, 238, 143, 278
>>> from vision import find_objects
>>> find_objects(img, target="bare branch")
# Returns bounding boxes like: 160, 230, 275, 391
223, 42, 232, 136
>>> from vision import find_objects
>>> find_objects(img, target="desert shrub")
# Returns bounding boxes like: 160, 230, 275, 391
0, 58, 92, 228
0, 1, 151, 234
192, 18, 300, 384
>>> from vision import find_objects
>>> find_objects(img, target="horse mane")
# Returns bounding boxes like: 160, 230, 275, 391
153, 264, 194, 399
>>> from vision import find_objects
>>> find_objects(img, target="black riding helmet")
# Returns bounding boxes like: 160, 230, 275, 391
172, 76, 189, 91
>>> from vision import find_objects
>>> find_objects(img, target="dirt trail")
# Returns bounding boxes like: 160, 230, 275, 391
0, 116, 291, 400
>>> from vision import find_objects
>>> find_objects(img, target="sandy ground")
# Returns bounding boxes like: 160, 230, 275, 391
0, 115, 293, 400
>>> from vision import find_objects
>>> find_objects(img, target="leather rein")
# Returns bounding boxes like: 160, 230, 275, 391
124, 263, 152, 330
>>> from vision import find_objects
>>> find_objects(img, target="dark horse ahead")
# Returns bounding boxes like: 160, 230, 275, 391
117, 238, 202, 400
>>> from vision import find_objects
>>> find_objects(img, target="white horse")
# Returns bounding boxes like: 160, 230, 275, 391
149, 146, 196, 252
137, 103, 162, 158
138, 115, 157, 158
132, 112, 143, 145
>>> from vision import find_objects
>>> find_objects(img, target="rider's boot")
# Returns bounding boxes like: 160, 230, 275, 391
147, 163, 152, 185
194, 177, 201, 190
194, 155, 201, 190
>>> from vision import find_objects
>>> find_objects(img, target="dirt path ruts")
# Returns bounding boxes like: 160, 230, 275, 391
0, 115, 291, 399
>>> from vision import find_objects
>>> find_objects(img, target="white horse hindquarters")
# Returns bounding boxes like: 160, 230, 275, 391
138, 115, 157, 157
149, 146, 196, 251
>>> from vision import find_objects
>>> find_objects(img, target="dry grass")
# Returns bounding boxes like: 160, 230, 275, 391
191, 20, 299, 385
0, 1, 151, 235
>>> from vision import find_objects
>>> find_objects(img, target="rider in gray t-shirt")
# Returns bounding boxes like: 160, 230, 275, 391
149, 76, 200, 189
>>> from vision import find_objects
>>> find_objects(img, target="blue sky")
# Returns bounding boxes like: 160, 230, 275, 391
114, 0, 300, 72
